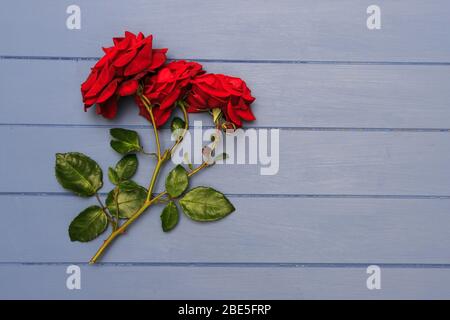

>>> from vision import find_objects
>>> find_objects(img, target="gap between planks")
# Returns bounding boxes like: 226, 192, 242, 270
2, 55, 450, 66
1, 262, 450, 269
1, 192, 450, 199
1, 123, 450, 132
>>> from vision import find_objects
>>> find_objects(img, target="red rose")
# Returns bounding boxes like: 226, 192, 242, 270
81, 31, 167, 119
186, 73, 256, 127
136, 60, 204, 127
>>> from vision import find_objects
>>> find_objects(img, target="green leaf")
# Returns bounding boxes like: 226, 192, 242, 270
160, 201, 179, 232
106, 181, 147, 219
108, 167, 119, 185
165, 165, 189, 198
170, 117, 186, 133
68, 206, 108, 242
110, 128, 142, 154
115, 154, 138, 181
55, 152, 103, 197
171, 117, 186, 140
179, 187, 235, 222
211, 108, 222, 123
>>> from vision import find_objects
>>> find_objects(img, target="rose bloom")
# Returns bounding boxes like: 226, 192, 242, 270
136, 60, 204, 127
81, 31, 167, 118
186, 73, 256, 127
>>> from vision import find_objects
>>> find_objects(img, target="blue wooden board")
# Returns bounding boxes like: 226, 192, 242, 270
1, 0, 450, 299
2, 0, 450, 62
1, 195, 450, 264
1, 265, 450, 299
2, 127, 450, 195
3, 60, 450, 129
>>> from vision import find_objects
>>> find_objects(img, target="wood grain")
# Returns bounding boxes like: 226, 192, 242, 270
1, 126, 450, 195
2, 60, 450, 129
1, 0, 449, 299
1, 264, 449, 299
1, 1, 450, 62
1, 195, 450, 263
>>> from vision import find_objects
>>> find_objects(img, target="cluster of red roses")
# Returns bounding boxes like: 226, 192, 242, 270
81, 31, 256, 128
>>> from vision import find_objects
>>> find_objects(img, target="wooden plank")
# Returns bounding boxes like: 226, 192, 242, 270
1, 126, 450, 195
1, 195, 450, 263
2, 0, 449, 301
2, 59, 450, 129
1, 1, 450, 62
0, 264, 449, 299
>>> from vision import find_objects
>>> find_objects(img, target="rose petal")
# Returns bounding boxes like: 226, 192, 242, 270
124, 31, 136, 40
133, 70, 149, 81
81, 69, 99, 94
221, 76, 245, 96
85, 63, 116, 97
117, 79, 139, 96
186, 90, 207, 108
93, 52, 110, 69
156, 67, 173, 82
117, 32, 134, 50
124, 39, 153, 76
160, 88, 181, 110
83, 95, 97, 107
185, 105, 202, 113
113, 37, 124, 46
113, 49, 138, 67
157, 112, 172, 127
226, 100, 242, 127
236, 107, 256, 121
148, 48, 168, 70
135, 96, 151, 121
96, 79, 119, 103
195, 79, 229, 98
96, 97, 118, 119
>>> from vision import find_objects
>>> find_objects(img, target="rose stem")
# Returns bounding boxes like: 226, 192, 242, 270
95, 192, 116, 229
89, 96, 193, 264
89, 162, 209, 264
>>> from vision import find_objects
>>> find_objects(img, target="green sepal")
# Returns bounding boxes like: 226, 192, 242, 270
170, 117, 186, 133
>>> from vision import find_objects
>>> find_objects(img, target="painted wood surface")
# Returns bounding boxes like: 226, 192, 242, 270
2, 60, 450, 129
1, 265, 449, 300
1, 195, 450, 264
2, 127, 450, 195
1, 0, 450, 299
1, 1, 450, 62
